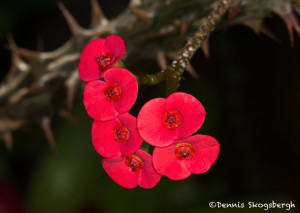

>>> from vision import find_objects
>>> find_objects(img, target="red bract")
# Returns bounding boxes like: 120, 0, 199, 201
102, 150, 161, 189
152, 134, 220, 180
84, 68, 138, 121
78, 35, 126, 81
92, 113, 143, 157
137, 92, 206, 147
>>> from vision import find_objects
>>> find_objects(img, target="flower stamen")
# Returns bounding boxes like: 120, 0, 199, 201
113, 124, 130, 143
162, 109, 182, 129
95, 52, 114, 71
125, 155, 144, 172
104, 82, 121, 103
174, 143, 195, 160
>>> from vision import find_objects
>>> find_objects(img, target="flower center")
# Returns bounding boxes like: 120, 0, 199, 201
113, 123, 130, 143
174, 143, 195, 160
125, 155, 144, 172
104, 82, 121, 103
162, 109, 182, 129
95, 52, 114, 71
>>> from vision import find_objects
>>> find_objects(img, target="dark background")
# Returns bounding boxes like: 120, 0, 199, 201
0, 0, 299, 212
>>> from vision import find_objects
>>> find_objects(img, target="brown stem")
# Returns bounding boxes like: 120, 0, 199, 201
138, 0, 233, 95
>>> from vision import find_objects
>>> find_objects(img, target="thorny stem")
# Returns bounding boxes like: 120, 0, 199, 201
138, 0, 233, 96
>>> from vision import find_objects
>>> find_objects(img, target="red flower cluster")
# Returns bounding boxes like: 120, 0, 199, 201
79, 35, 160, 189
79, 35, 220, 189
137, 93, 220, 180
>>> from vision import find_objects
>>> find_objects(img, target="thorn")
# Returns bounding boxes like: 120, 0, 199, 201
165, 50, 180, 61
289, 12, 300, 37
58, 2, 84, 37
14, 48, 41, 62
6, 33, 17, 49
260, 25, 281, 43
180, 16, 193, 43
3, 132, 13, 151
36, 34, 44, 52
280, 14, 294, 46
294, 4, 300, 16
90, 0, 107, 27
8, 86, 39, 104
59, 110, 89, 130
186, 63, 199, 80
46, 53, 80, 71
130, 7, 152, 23
41, 117, 56, 150
6, 34, 31, 71
39, 39, 75, 61
202, 37, 210, 59
129, 0, 142, 7
156, 51, 168, 70
227, 5, 244, 26
66, 70, 80, 110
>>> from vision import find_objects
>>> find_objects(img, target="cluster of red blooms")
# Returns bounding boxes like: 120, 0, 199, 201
78, 35, 220, 189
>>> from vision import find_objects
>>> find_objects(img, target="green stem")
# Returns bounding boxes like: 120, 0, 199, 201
140, 142, 150, 153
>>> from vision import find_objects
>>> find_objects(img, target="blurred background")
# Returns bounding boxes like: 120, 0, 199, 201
0, 0, 299, 212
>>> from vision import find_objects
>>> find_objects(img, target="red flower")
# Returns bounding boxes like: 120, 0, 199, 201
137, 92, 206, 147
152, 134, 220, 180
92, 113, 143, 157
102, 150, 161, 189
78, 35, 126, 81
84, 68, 138, 121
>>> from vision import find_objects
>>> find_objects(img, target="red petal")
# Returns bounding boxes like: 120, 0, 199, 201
135, 150, 161, 188
83, 80, 118, 121
102, 156, 139, 189
103, 68, 138, 113
152, 145, 191, 180
166, 92, 206, 139
182, 135, 220, 174
92, 119, 121, 157
103, 35, 126, 66
137, 98, 182, 147
78, 39, 105, 81
118, 113, 143, 156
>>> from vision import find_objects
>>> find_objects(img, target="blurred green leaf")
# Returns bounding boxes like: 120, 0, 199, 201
26, 104, 101, 212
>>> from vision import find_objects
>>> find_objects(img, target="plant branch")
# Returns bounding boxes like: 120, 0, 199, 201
138, 0, 233, 95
